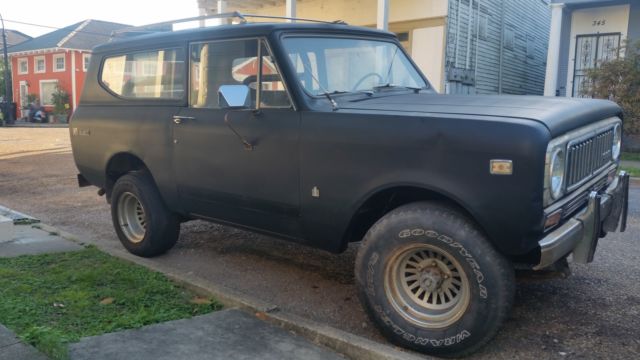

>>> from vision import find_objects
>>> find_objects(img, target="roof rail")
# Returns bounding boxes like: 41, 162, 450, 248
111, 12, 246, 38
242, 14, 347, 25
110, 12, 347, 39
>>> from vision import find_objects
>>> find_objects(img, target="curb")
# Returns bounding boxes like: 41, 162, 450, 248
2, 212, 426, 360
93, 245, 427, 360
0, 205, 40, 225
4, 123, 69, 128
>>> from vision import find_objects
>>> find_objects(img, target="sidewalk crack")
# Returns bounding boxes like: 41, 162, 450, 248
0, 340, 22, 349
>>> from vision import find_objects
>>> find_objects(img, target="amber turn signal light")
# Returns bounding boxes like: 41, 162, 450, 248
490, 160, 513, 175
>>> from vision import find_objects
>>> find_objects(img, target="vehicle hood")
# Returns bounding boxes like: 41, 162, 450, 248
339, 93, 622, 137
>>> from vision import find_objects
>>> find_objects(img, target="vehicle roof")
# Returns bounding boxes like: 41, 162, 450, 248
92, 22, 397, 53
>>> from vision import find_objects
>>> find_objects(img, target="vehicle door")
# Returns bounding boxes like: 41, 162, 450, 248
172, 38, 302, 237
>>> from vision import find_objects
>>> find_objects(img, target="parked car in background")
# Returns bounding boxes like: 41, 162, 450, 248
70, 16, 629, 357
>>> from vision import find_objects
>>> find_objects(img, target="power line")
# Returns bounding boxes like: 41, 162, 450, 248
4, 19, 115, 38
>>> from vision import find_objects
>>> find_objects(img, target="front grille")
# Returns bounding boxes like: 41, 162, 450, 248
566, 128, 613, 189
562, 176, 608, 220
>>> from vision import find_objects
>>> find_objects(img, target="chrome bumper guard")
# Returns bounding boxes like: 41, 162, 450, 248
535, 171, 630, 270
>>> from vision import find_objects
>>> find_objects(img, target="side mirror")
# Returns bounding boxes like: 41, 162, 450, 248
218, 85, 251, 109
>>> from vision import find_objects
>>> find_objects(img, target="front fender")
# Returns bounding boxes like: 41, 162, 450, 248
299, 111, 550, 255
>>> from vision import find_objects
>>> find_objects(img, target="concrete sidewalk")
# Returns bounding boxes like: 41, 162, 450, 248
0, 212, 84, 257
0, 325, 47, 360
69, 309, 343, 360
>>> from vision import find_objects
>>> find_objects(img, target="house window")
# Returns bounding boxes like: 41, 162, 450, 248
40, 80, 58, 106
503, 27, 515, 50
34, 56, 46, 73
18, 58, 28, 74
83, 54, 91, 72
478, 13, 489, 40
100, 48, 185, 99
526, 35, 536, 58
53, 54, 65, 72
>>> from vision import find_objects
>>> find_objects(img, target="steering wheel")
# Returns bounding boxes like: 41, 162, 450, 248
242, 74, 282, 86
351, 72, 384, 91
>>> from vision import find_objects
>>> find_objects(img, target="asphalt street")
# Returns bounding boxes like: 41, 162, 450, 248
1, 128, 638, 359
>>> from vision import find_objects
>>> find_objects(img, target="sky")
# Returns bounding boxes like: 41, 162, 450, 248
1, 0, 200, 37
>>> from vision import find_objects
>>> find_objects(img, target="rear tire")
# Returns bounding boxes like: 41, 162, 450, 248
110, 172, 179, 257
355, 202, 514, 357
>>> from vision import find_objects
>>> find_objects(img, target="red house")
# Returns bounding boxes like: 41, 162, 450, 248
7, 20, 129, 118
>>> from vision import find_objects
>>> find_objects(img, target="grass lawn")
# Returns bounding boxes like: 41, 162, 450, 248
0, 246, 221, 359
621, 152, 640, 162
621, 166, 640, 177
621, 152, 640, 177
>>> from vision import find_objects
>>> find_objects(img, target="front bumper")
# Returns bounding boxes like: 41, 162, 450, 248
535, 171, 630, 270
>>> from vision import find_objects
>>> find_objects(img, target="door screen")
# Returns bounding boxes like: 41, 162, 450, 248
572, 33, 621, 97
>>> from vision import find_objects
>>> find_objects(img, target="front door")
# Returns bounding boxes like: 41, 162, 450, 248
572, 33, 621, 97
19, 81, 28, 118
173, 38, 301, 237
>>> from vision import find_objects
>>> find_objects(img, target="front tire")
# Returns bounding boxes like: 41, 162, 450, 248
111, 172, 180, 257
355, 202, 514, 357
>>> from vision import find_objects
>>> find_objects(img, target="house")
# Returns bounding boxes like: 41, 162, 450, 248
196, 0, 551, 95
544, 0, 640, 97
0, 29, 32, 48
7, 19, 129, 118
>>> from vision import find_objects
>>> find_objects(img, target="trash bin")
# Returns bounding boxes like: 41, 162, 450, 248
0, 102, 17, 125
0, 102, 6, 125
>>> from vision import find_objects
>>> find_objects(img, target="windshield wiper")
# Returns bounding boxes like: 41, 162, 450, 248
372, 83, 424, 93
297, 55, 341, 111
373, 83, 395, 90
321, 91, 345, 110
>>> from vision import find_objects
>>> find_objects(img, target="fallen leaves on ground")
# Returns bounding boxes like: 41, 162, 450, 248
99, 297, 114, 305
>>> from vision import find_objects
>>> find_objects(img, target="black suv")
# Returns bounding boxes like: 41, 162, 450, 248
70, 17, 630, 357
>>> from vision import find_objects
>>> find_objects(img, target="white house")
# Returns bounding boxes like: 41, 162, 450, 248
544, 0, 640, 97
197, 0, 551, 95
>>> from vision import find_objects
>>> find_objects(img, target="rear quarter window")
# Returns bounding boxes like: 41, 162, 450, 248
100, 48, 185, 100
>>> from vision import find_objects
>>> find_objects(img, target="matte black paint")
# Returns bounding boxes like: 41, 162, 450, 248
70, 23, 622, 258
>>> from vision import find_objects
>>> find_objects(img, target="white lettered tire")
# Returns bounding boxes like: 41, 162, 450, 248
355, 202, 515, 357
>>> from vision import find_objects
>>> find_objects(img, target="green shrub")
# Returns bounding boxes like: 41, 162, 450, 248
581, 40, 640, 136
50, 85, 70, 116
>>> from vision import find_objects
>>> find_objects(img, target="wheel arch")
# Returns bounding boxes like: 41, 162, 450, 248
340, 184, 489, 250
104, 152, 157, 202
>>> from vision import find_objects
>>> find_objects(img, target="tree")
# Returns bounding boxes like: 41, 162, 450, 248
0, 60, 5, 98
581, 40, 640, 136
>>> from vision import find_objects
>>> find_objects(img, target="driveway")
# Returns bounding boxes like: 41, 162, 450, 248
1, 128, 639, 359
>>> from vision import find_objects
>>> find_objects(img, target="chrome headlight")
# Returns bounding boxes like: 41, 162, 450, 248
549, 147, 565, 199
612, 123, 622, 160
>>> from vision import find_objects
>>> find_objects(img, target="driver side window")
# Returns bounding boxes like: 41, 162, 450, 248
189, 39, 290, 109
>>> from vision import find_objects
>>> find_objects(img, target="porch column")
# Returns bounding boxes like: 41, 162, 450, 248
544, 3, 565, 96
286, 0, 297, 22
199, 7, 207, 28
217, 0, 228, 24
71, 50, 77, 110
217, 0, 226, 13
377, 0, 389, 31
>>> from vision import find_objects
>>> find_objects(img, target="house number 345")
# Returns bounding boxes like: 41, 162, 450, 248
592, 19, 606, 26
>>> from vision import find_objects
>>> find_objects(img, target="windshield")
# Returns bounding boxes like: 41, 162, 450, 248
282, 37, 428, 95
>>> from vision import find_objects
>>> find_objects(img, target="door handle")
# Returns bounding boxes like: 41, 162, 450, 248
173, 116, 195, 124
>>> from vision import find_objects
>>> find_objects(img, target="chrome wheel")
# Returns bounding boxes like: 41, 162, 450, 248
385, 244, 470, 328
117, 192, 147, 243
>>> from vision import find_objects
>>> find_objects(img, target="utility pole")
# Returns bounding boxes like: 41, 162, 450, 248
1, 12, 14, 124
